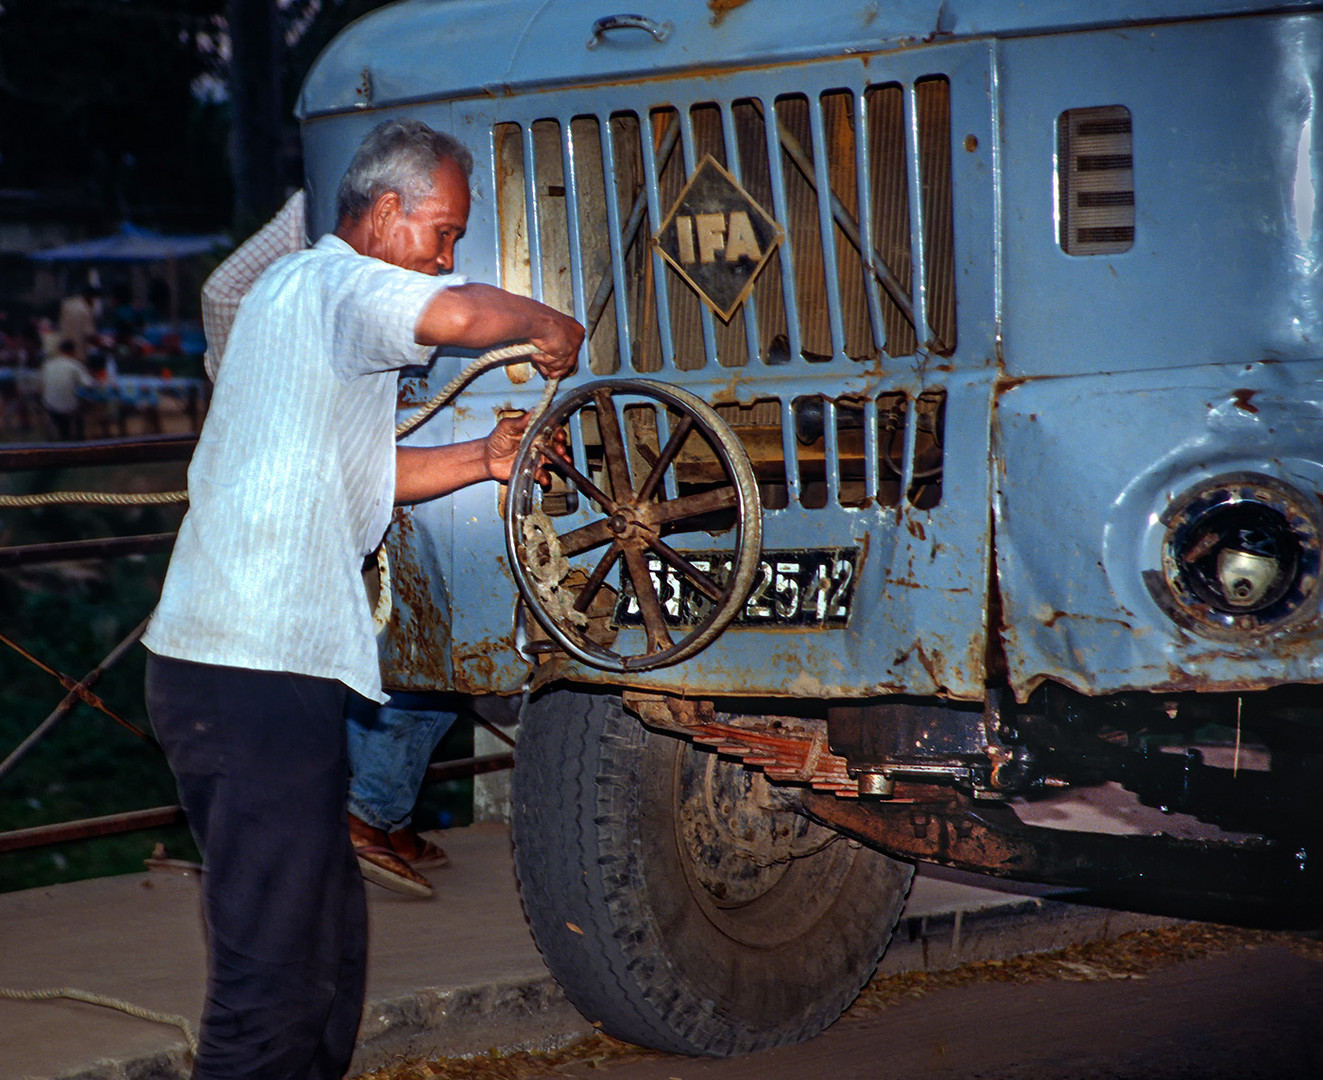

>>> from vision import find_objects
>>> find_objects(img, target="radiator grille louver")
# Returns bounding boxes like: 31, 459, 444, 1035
495, 78, 956, 373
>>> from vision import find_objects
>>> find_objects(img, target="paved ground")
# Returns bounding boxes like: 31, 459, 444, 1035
0, 820, 1178, 1080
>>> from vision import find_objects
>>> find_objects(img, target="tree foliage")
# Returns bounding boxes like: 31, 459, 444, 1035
0, 0, 231, 229
0, 0, 394, 233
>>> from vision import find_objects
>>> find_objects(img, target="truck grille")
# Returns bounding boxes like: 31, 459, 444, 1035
493, 76, 955, 509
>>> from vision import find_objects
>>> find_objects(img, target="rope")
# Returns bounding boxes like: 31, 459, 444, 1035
0, 343, 552, 511
0, 489, 188, 508
0, 986, 198, 1057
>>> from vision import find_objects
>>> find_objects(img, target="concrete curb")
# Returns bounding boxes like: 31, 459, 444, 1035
44, 897, 1173, 1080
2, 829, 1178, 1080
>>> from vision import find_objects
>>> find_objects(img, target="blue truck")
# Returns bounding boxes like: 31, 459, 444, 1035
298, 0, 1323, 1055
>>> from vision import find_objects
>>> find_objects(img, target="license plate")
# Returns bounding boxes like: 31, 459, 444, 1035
614, 548, 860, 628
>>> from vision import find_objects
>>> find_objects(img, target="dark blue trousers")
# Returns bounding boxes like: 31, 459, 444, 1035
146, 654, 367, 1080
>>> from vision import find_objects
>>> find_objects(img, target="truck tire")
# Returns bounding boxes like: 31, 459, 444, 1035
510, 688, 913, 1056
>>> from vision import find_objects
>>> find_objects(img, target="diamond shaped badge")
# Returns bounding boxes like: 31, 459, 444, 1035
653, 155, 784, 322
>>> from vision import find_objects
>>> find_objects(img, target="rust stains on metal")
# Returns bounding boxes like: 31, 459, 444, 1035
624, 692, 859, 795
451, 645, 498, 694
708, 0, 752, 24
993, 374, 1031, 399
1231, 388, 1260, 413
380, 511, 451, 688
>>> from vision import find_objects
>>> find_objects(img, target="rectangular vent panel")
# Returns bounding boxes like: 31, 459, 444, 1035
1058, 105, 1135, 256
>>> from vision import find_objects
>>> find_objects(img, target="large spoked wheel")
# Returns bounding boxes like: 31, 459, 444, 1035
504, 379, 762, 672
511, 689, 914, 1056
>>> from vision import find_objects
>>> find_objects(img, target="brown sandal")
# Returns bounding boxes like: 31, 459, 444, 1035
389, 827, 451, 870
349, 813, 433, 898
353, 841, 434, 898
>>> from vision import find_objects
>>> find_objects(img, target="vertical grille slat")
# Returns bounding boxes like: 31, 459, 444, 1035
852, 91, 888, 358
562, 119, 591, 340
865, 83, 916, 356
904, 81, 931, 355
721, 99, 766, 372
916, 78, 957, 355
639, 108, 681, 371
521, 123, 546, 300
595, 117, 630, 374
807, 92, 849, 361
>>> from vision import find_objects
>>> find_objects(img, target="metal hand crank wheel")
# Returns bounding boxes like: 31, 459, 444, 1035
505, 379, 762, 671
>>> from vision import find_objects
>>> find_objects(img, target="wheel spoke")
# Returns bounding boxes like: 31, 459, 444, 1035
546, 449, 616, 514
593, 389, 637, 504
637, 415, 694, 504
555, 517, 619, 557
651, 486, 739, 527
645, 534, 726, 604
572, 543, 623, 614
622, 546, 673, 653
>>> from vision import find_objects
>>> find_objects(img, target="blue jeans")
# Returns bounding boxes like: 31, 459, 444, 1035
345, 690, 457, 833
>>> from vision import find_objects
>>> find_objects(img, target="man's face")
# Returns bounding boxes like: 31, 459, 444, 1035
376, 158, 471, 275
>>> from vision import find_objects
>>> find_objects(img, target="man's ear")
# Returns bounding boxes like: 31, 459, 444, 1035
369, 190, 402, 239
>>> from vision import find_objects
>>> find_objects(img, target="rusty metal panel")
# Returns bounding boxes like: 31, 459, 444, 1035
995, 360, 1323, 699
306, 38, 1001, 699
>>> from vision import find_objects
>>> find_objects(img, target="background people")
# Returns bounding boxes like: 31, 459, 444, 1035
39, 338, 92, 439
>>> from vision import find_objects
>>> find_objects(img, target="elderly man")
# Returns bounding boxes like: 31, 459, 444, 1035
142, 119, 582, 1080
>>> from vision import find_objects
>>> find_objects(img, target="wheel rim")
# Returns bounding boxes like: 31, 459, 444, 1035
505, 379, 763, 671
670, 741, 857, 948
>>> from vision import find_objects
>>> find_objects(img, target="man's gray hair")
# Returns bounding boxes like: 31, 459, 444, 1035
335, 119, 474, 223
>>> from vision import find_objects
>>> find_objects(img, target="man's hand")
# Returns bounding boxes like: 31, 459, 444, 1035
527, 310, 585, 380
396, 413, 569, 504
484, 412, 569, 486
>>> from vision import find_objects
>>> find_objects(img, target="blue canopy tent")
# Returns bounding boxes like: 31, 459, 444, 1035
29, 223, 228, 264
29, 223, 228, 355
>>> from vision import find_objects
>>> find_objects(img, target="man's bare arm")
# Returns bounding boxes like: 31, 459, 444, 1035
394, 413, 538, 504
414, 284, 584, 378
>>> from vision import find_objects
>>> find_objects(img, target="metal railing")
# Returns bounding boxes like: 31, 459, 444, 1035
0, 433, 510, 861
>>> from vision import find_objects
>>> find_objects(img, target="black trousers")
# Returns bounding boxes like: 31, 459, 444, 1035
146, 654, 367, 1080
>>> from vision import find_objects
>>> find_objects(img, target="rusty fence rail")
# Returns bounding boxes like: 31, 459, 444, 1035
0, 434, 511, 861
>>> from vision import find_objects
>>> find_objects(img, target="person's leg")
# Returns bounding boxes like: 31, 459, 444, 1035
147, 655, 365, 1080
345, 691, 456, 833
47, 408, 71, 439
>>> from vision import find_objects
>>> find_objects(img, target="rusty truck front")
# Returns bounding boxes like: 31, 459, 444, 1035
298, 0, 1323, 1056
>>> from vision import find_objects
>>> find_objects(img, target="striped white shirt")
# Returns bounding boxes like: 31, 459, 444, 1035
142, 233, 447, 701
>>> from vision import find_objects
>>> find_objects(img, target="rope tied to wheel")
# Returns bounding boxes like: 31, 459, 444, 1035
517, 506, 590, 631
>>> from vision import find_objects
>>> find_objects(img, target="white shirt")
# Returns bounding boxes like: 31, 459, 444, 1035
142, 233, 447, 701
39, 354, 92, 413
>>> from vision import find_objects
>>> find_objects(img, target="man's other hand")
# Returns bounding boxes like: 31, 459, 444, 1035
484, 412, 569, 486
